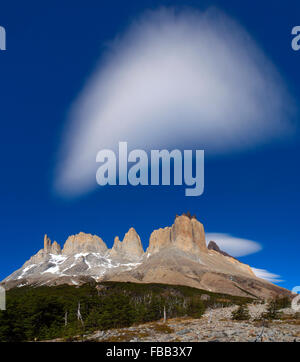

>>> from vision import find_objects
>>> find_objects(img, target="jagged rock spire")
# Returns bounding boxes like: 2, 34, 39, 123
51, 241, 61, 255
44, 234, 51, 253
111, 228, 144, 261
43, 234, 61, 255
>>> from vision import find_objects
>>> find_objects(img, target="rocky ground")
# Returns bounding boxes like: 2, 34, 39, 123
84, 304, 300, 342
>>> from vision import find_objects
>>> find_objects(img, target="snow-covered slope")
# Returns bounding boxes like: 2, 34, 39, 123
3, 231, 143, 287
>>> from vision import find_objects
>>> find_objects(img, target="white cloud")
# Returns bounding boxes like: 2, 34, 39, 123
207, 233, 283, 283
54, 7, 296, 196
206, 233, 262, 257
251, 267, 283, 283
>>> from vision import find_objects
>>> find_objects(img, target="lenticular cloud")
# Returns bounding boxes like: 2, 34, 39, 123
55, 7, 295, 196
205, 233, 262, 257
251, 268, 283, 283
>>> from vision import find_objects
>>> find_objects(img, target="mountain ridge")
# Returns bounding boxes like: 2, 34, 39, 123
1, 214, 291, 299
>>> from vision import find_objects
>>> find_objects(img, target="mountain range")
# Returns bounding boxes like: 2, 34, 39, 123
1, 214, 291, 299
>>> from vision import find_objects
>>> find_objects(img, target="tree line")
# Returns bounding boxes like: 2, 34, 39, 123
0, 281, 253, 342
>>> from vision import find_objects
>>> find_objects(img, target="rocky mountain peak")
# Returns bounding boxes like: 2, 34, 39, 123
43, 234, 51, 252
111, 228, 144, 261
43, 234, 61, 255
208, 240, 233, 258
147, 214, 207, 255
112, 236, 121, 247
51, 241, 61, 255
62, 232, 107, 255
172, 214, 207, 254
147, 227, 171, 254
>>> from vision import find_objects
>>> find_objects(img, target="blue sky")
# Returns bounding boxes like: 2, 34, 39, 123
0, 0, 299, 290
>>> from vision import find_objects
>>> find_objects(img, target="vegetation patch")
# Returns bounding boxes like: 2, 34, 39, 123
101, 330, 150, 342
231, 305, 251, 321
150, 323, 174, 334
0, 281, 253, 342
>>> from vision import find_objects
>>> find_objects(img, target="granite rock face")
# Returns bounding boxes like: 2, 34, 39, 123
171, 215, 207, 254
147, 227, 172, 254
51, 241, 61, 255
147, 215, 207, 255
110, 228, 144, 262
62, 232, 107, 255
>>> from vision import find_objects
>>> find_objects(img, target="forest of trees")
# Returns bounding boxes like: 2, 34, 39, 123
0, 281, 253, 342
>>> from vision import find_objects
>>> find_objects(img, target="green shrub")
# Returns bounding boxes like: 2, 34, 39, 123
274, 296, 291, 309
231, 304, 251, 321
261, 299, 282, 320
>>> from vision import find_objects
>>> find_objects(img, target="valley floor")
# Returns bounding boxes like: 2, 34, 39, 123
82, 304, 300, 342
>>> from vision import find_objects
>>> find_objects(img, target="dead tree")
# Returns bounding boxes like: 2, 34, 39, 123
64, 311, 68, 326
254, 324, 264, 342
77, 302, 84, 327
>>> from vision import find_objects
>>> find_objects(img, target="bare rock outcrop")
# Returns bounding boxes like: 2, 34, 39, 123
208, 240, 232, 257
147, 227, 172, 254
111, 228, 144, 261
43, 234, 61, 255
62, 232, 107, 255
51, 241, 61, 255
147, 215, 207, 255
44, 234, 52, 253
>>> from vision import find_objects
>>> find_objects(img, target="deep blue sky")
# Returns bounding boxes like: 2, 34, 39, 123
0, 0, 299, 290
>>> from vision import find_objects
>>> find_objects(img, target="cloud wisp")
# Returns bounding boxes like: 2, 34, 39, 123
206, 232, 283, 283
251, 267, 283, 283
206, 232, 262, 257
55, 7, 296, 196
